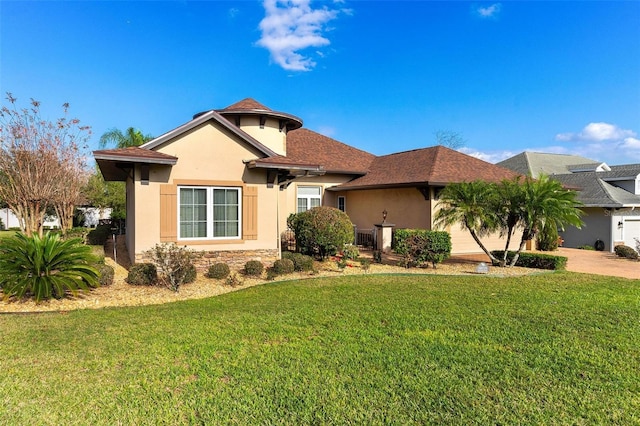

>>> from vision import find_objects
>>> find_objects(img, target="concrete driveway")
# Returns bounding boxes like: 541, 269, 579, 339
557, 247, 640, 279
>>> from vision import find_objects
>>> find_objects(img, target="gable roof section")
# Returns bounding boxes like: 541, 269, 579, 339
285, 129, 376, 174
141, 109, 279, 157
334, 145, 520, 190
497, 152, 599, 177
552, 172, 640, 207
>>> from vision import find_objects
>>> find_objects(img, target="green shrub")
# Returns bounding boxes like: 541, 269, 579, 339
144, 243, 203, 291
373, 250, 383, 263
206, 263, 230, 279
578, 245, 595, 250
393, 229, 451, 268
287, 207, 354, 259
0, 232, 99, 301
536, 221, 559, 251
97, 264, 115, 286
342, 244, 359, 260
87, 224, 112, 246
244, 260, 264, 276
614, 245, 638, 260
126, 263, 158, 286
282, 252, 314, 272
272, 258, 295, 275
491, 251, 567, 270
359, 258, 371, 272
183, 263, 197, 284
64, 227, 89, 241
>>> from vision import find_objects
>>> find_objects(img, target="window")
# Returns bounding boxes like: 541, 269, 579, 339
179, 186, 241, 239
297, 186, 321, 213
337, 196, 346, 212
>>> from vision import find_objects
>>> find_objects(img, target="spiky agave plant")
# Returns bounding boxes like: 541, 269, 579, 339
0, 232, 99, 302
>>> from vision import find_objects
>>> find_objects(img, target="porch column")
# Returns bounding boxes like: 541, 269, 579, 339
374, 223, 395, 253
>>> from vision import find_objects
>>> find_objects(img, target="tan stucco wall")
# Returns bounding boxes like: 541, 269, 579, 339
332, 188, 432, 230
237, 116, 287, 156
131, 121, 280, 259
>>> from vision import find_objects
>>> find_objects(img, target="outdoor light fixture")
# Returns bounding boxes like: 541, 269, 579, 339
382, 209, 388, 223
618, 221, 623, 227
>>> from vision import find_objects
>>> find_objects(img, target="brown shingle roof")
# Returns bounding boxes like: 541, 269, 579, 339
336, 145, 520, 189
93, 147, 178, 164
221, 98, 272, 111
285, 128, 376, 174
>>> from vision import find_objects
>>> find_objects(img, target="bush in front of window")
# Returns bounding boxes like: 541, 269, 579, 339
127, 263, 158, 286
143, 243, 203, 291
287, 207, 354, 259
206, 263, 230, 279
244, 260, 264, 276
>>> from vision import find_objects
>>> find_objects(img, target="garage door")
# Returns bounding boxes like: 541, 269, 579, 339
623, 219, 640, 249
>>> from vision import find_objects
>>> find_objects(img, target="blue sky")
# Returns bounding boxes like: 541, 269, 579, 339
1, 1, 639, 165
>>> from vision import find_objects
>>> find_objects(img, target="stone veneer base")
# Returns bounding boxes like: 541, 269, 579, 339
135, 249, 280, 272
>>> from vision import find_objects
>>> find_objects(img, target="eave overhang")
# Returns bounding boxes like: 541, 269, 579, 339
93, 150, 178, 182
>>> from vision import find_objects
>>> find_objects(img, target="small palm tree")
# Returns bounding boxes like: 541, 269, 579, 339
0, 232, 99, 301
509, 174, 583, 266
99, 127, 153, 149
434, 180, 501, 264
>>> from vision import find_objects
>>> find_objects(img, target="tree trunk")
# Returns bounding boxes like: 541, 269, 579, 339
469, 229, 499, 265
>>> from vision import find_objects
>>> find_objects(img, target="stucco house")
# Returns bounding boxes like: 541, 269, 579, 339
94, 98, 520, 266
498, 152, 640, 251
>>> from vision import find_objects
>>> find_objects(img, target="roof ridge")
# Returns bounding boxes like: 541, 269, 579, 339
221, 98, 272, 111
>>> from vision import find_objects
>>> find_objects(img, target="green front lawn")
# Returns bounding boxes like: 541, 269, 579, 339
0, 230, 17, 239
0, 273, 637, 424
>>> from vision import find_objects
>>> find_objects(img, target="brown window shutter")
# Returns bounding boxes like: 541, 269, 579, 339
160, 184, 177, 242
242, 186, 258, 240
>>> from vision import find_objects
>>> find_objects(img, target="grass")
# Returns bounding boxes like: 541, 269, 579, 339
0, 230, 17, 239
0, 272, 638, 424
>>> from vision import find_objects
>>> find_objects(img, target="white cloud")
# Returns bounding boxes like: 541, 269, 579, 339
257, 0, 346, 71
476, 3, 502, 19
556, 122, 637, 142
459, 147, 516, 164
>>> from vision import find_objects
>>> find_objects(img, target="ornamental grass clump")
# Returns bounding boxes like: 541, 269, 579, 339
0, 232, 99, 302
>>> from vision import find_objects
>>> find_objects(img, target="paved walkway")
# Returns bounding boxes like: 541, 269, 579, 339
448, 248, 639, 280
556, 247, 640, 279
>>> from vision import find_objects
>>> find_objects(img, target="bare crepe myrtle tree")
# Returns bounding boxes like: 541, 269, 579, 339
0, 93, 91, 236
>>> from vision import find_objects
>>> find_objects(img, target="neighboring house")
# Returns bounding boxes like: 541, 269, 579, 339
0, 208, 60, 230
498, 152, 640, 251
94, 98, 520, 266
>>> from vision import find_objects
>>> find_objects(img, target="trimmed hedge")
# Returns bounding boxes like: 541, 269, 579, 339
393, 229, 451, 268
282, 252, 314, 272
272, 258, 295, 275
244, 260, 264, 276
491, 251, 567, 270
97, 264, 115, 286
87, 224, 112, 246
206, 263, 230, 279
126, 263, 158, 285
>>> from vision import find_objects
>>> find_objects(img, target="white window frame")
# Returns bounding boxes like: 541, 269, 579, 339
337, 196, 346, 212
297, 185, 322, 213
178, 186, 242, 240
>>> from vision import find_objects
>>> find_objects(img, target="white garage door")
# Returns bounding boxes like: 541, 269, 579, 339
623, 219, 640, 249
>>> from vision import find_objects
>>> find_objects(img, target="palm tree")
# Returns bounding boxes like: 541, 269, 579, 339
509, 174, 583, 266
434, 180, 502, 264
99, 127, 153, 149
